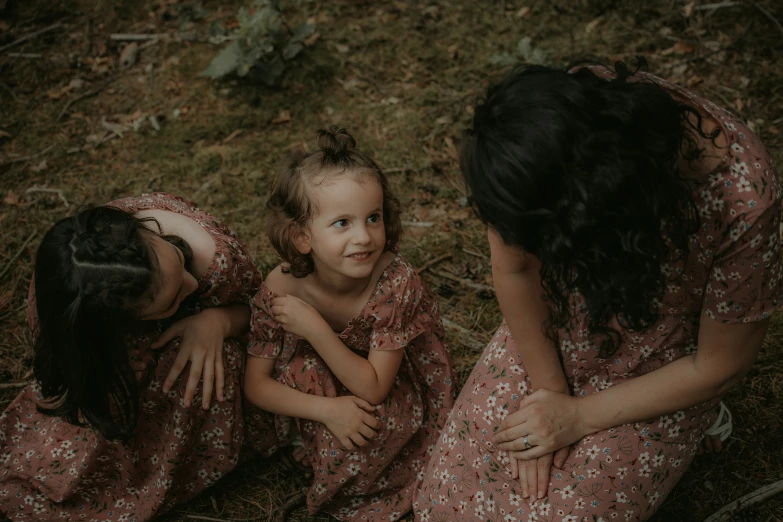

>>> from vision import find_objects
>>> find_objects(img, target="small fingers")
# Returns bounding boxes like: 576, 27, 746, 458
525, 460, 537, 498
152, 323, 184, 349
201, 355, 214, 409
362, 412, 380, 430
340, 438, 355, 451
162, 347, 191, 393
554, 446, 570, 469
349, 433, 367, 448
536, 457, 550, 499
183, 354, 205, 408
215, 356, 225, 402
354, 397, 376, 413
509, 456, 519, 479
359, 424, 377, 440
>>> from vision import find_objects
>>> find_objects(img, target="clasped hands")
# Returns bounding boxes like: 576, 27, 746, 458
493, 389, 592, 499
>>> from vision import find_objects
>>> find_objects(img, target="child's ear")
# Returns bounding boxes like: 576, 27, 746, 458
292, 227, 312, 255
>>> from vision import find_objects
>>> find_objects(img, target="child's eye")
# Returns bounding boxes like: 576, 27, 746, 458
367, 213, 381, 224
333, 219, 349, 228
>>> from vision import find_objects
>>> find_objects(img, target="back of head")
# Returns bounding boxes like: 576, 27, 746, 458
266, 125, 403, 277
462, 60, 702, 356
33, 206, 157, 440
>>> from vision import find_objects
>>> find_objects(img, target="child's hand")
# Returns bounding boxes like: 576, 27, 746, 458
271, 295, 328, 339
321, 396, 380, 450
151, 308, 229, 410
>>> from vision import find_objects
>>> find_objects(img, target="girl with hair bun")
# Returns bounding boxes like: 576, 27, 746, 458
244, 126, 456, 521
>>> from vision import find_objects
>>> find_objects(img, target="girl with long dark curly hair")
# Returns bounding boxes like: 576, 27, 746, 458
415, 60, 781, 521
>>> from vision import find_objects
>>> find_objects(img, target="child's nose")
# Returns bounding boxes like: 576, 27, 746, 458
353, 226, 371, 244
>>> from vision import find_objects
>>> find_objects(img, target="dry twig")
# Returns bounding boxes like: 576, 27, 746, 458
25, 186, 69, 207
432, 270, 495, 294
0, 23, 65, 53
0, 231, 38, 282
273, 489, 306, 522
745, 0, 783, 40
0, 381, 30, 390
0, 145, 55, 167
416, 253, 452, 274
57, 77, 117, 121
703, 479, 783, 521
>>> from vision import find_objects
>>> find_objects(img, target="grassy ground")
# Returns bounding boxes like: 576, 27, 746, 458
1, 0, 782, 520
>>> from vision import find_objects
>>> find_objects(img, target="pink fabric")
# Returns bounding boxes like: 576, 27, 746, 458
414, 75, 782, 521
0, 193, 279, 521
248, 255, 457, 521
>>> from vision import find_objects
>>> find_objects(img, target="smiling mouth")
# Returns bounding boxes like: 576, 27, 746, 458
347, 251, 373, 260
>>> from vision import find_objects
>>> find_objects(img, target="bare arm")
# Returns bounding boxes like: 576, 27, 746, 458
305, 325, 405, 405
488, 227, 569, 393
579, 313, 769, 432
244, 355, 334, 422
495, 313, 770, 458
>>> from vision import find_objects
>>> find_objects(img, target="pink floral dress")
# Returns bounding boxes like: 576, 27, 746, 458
414, 71, 782, 521
0, 193, 280, 522
248, 254, 457, 521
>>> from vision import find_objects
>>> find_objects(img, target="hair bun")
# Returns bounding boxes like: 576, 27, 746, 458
316, 126, 356, 160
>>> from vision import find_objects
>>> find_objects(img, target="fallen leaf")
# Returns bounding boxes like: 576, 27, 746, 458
734, 98, 744, 111
0, 20, 9, 31
223, 129, 243, 143
516, 6, 531, 18
768, 126, 780, 135
686, 75, 703, 87
0, 289, 13, 312
3, 190, 19, 206
30, 160, 47, 172
303, 32, 320, 46
0, 130, 11, 139
335, 43, 350, 54
683, 1, 695, 17
272, 110, 292, 124
661, 40, 695, 55
447, 44, 459, 59
585, 17, 602, 34
443, 137, 458, 161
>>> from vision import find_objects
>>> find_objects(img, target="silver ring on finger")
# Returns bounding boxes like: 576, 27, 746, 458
522, 435, 532, 449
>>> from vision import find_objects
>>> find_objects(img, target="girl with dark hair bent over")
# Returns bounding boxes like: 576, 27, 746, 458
415, 61, 781, 521
0, 194, 280, 521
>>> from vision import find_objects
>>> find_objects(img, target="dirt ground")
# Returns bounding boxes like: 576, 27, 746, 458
1, 0, 782, 521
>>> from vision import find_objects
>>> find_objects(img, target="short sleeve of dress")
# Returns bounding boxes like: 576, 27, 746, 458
368, 257, 434, 351
248, 285, 285, 359
703, 163, 782, 323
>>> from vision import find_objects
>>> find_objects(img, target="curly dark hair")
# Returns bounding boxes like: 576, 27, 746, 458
266, 126, 403, 277
462, 59, 715, 357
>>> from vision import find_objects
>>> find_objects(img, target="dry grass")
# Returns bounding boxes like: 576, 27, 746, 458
1, 0, 782, 520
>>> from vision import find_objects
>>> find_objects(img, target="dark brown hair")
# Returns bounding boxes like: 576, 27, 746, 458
266, 126, 402, 277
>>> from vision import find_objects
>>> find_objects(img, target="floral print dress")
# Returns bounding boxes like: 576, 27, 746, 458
0, 193, 279, 522
414, 71, 782, 522
248, 254, 457, 521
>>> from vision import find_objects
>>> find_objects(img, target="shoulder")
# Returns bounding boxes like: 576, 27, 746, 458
264, 265, 302, 297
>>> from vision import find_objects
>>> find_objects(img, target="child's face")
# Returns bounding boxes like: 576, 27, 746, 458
301, 171, 386, 280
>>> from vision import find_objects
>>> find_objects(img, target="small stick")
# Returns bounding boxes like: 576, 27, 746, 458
745, 0, 783, 40
433, 270, 495, 294
0, 145, 55, 167
25, 186, 69, 207
0, 231, 38, 282
402, 221, 434, 228
694, 1, 739, 10
6, 53, 43, 58
442, 317, 485, 350
0, 381, 30, 390
0, 23, 64, 54
462, 248, 487, 259
703, 478, 783, 521
185, 516, 230, 522
109, 34, 163, 41
57, 77, 116, 121
416, 253, 452, 274
274, 490, 305, 522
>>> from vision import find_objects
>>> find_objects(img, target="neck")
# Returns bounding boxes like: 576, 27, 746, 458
310, 262, 373, 297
